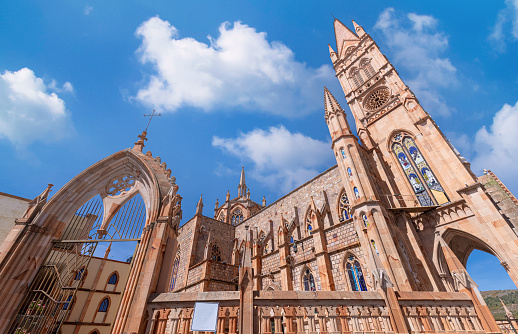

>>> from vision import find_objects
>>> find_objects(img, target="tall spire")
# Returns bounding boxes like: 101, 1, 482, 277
324, 87, 343, 115
334, 19, 359, 57
238, 167, 247, 198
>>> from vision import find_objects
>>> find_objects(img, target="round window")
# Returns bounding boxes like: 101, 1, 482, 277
363, 87, 390, 111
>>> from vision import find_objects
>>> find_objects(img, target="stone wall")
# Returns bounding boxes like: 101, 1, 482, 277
479, 171, 518, 231
0, 192, 29, 246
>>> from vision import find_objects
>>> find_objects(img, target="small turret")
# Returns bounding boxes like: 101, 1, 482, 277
351, 20, 366, 37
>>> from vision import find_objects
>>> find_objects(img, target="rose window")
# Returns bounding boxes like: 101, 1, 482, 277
363, 87, 390, 111
106, 175, 136, 196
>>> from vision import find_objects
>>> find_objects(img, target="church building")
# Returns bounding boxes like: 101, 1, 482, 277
0, 18, 517, 334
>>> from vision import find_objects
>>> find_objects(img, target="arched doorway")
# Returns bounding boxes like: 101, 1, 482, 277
440, 229, 518, 290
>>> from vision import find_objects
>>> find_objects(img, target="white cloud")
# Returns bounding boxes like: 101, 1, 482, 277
212, 126, 334, 193
134, 17, 334, 117
49, 79, 74, 93
0, 68, 74, 147
489, 0, 518, 52
471, 100, 518, 192
84, 5, 93, 16
375, 8, 457, 116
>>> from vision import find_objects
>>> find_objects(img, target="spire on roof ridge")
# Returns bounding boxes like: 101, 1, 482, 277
196, 194, 203, 215
238, 167, 247, 198
324, 87, 343, 115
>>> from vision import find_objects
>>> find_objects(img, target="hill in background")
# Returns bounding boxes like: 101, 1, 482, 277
482, 289, 518, 320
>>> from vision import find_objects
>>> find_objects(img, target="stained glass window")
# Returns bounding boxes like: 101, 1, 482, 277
392, 142, 433, 206
231, 209, 243, 226
393, 135, 449, 206
371, 240, 379, 255
303, 269, 316, 291
306, 211, 315, 235
108, 273, 118, 285
63, 295, 73, 310
339, 192, 351, 222
75, 268, 84, 280
170, 254, 180, 291
362, 214, 369, 227
263, 243, 269, 255
341, 149, 347, 159
354, 187, 360, 199
402, 137, 449, 205
346, 256, 367, 291
98, 298, 109, 312
211, 244, 222, 262
350, 68, 364, 88
347, 167, 352, 177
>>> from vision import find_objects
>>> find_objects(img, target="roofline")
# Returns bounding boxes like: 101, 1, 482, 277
0, 192, 31, 202
236, 164, 339, 226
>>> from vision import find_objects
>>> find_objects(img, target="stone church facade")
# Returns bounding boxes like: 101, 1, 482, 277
0, 18, 517, 334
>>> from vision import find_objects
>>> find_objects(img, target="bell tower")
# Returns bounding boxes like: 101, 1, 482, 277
329, 19, 476, 206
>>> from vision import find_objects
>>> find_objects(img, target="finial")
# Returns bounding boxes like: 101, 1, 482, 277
215, 198, 219, 210
196, 194, 203, 215
238, 167, 247, 197
226, 190, 230, 202
247, 189, 250, 199
262, 196, 266, 206
133, 131, 148, 152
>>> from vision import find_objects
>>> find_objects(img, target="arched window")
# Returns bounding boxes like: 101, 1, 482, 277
392, 134, 449, 206
302, 268, 316, 291
371, 240, 379, 255
341, 148, 347, 159
347, 167, 352, 177
170, 253, 180, 291
231, 209, 243, 226
353, 187, 360, 199
362, 214, 369, 227
350, 68, 364, 88
63, 295, 73, 310
75, 268, 85, 280
98, 298, 109, 312
306, 210, 315, 236
211, 244, 222, 262
108, 273, 118, 285
263, 243, 269, 255
361, 58, 376, 78
339, 192, 351, 222
346, 256, 367, 291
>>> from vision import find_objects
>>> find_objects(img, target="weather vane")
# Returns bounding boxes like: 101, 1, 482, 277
143, 109, 161, 132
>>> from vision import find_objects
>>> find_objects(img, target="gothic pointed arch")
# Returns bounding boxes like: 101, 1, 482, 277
230, 205, 245, 226
300, 265, 317, 291
336, 188, 351, 222
342, 252, 368, 291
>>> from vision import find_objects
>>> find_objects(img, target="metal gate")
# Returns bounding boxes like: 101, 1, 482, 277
9, 194, 146, 334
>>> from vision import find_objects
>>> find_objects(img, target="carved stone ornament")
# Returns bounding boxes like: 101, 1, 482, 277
106, 174, 136, 196
363, 87, 390, 111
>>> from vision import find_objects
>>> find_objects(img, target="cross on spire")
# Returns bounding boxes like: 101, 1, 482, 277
143, 109, 161, 132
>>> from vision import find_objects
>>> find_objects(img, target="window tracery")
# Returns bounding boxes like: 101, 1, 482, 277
392, 134, 449, 206
339, 191, 351, 222
170, 253, 180, 291
350, 68, 364, 88
211, 244, 222, 262
231, 209, 243, 226
345, 255, 367, 291
360, 58, 376, 78
302, 268, 316, 291
306, 210, 315, 236
106, 175, 136, 196
364, 87, 390, 111
353, 187, 360, 199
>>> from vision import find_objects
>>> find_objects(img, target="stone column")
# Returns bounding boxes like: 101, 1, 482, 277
261, 307, 272, 334
417, 306, 432, 333
370, 306, 382, 332
284, 306, 296, 334
306, 306, 317, 334
273, 306, 283, 334
228, 306, 238, 334
316, 306, 329, 334
327, 306, 340, 334
167, 308, 182, 334
337, 306, 351, 334
348, 306, 360, 333
295, 306, 306, 334
217, 307, 228, 334
147, 310, 159, 334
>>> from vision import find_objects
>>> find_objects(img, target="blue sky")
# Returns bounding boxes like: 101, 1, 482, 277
1, 0, 518, 291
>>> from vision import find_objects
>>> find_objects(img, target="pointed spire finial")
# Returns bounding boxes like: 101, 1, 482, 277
352, 20, 366, 37
215, 198, 219, 210
226, 190, 230, 202
133, 131, 148, 152
196, 194, 203, 215
238, 167, 247, 198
